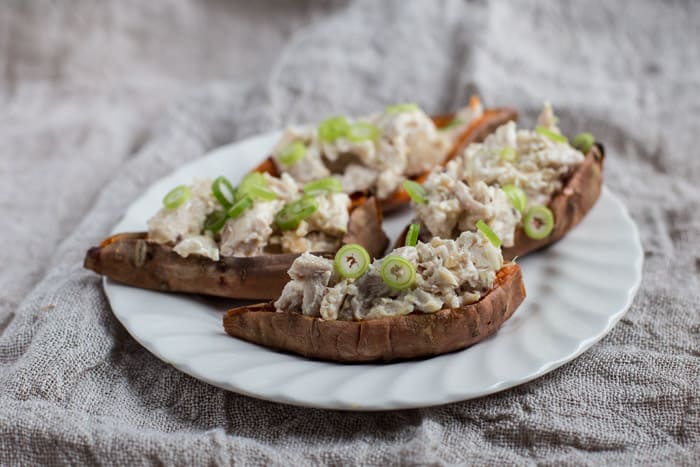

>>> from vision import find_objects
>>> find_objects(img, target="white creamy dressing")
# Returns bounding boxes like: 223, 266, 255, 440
275, 230, 503, 321
146, 174, 351, 259
415, 103, 584, 246
271, 103, 484, 199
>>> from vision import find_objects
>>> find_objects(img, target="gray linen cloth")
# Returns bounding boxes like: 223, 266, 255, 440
1, 0, 698, 464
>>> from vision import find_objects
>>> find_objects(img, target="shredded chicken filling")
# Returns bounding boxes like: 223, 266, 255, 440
271, 101, 484, 199
414, 102, 584, 245
274, 231, 503, 321
147, 173, 351, 259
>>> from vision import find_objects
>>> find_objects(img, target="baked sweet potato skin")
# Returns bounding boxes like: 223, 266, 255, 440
84, 198, 388, 300
223, 263, 525, 362
501, 143, 604, 260
254, 107, 518, 213
395, 144, 605, 260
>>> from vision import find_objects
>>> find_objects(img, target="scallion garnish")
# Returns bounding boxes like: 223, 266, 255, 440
405, 223, 420, 247
402, 180, 427, 204
476, 220, 502, 248
227, 195, 254, 219
162, 185, 191, 210
385, 103, 419, 114
275, 195, 319, 230
347, 122, 380, 142
572, 132, 595, 153
212, 176, 236, 208
523, 205, 554, 240
303, 177, 343, 195
278, 141, 307, 166
502, 184, 528, 213
318, 116, 351, 143
203, 209, 228, 233
334, 244, 371, 279
380, 255, 416, 290
536, 126, 568, 144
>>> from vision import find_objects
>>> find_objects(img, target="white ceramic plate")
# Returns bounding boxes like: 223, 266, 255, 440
104, 132, 643, 410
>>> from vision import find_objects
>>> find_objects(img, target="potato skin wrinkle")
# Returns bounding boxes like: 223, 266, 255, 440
223, 263, 525, 362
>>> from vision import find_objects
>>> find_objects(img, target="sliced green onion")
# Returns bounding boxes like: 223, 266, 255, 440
227, 195, 254, 219
572, 132, 595, 153
203, 209, 228, 233
439, 117, 465, 131
347, 122, 380, 142
502, 184, 528, 213
476, 220, 502, 248
246, 184, 277, 201
402, 180, 427, 204
536, 126, 568, 144
334, 244, 371, 279
277, 141, 307, 165
318, 116, 351, 143
498, 146, 517, 162
405, 223, 420, 247
380, 255, 416, 290
236, 172, 267, 200
211, 176, 236, 208
303, 177, 343, 195
275, 195, 319, 230
163, 185, 191, 210
523, 205, 554, 240
385, 103, 419, 114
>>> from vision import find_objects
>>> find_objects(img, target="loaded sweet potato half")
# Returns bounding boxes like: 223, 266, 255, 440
253, 96, 517, 212
84, 172, 388, 300
397, 102, 604, 260
224, 228, 526, 362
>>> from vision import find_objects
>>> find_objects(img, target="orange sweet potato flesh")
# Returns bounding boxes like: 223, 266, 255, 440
396, 144, 605, 260
223, 263, 525, 362
83, 198, 388, 300
253, 107, 518, 212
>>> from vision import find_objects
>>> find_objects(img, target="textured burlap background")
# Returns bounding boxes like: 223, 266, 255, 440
1, 0, 698, 465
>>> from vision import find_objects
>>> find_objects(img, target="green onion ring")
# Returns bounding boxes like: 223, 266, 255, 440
246, 184, 277, 201
303, 177, 343, 195
380, 255, 416, 290
334, 244, 371, 279
275, 195, 319, 230
277, 141, 307, 166
211, 176, 236, 208
347, 122, 380, 142
402, 180, 427, 204
523, 205, 554, 240
502, 184, 528, 213
203, 209, 228, 233
536, 126, 568, 144
572, 132, 595, 153
476, 220, 502, 248
318, 116, 351, 143
227, 195, 254, 219
163, 185, 191, 210
405, 223, 420, 247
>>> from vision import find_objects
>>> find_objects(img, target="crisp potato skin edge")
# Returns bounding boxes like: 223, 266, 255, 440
223, 263, 525, 363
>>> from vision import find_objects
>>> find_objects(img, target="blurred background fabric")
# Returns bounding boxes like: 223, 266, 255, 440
0, 0, 698, 464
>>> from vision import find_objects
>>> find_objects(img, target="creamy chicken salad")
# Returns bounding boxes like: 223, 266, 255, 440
147, 172, 351, 260
270, 99, 485, 200
411, 102, 587, 247
274, 230, 503, 321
